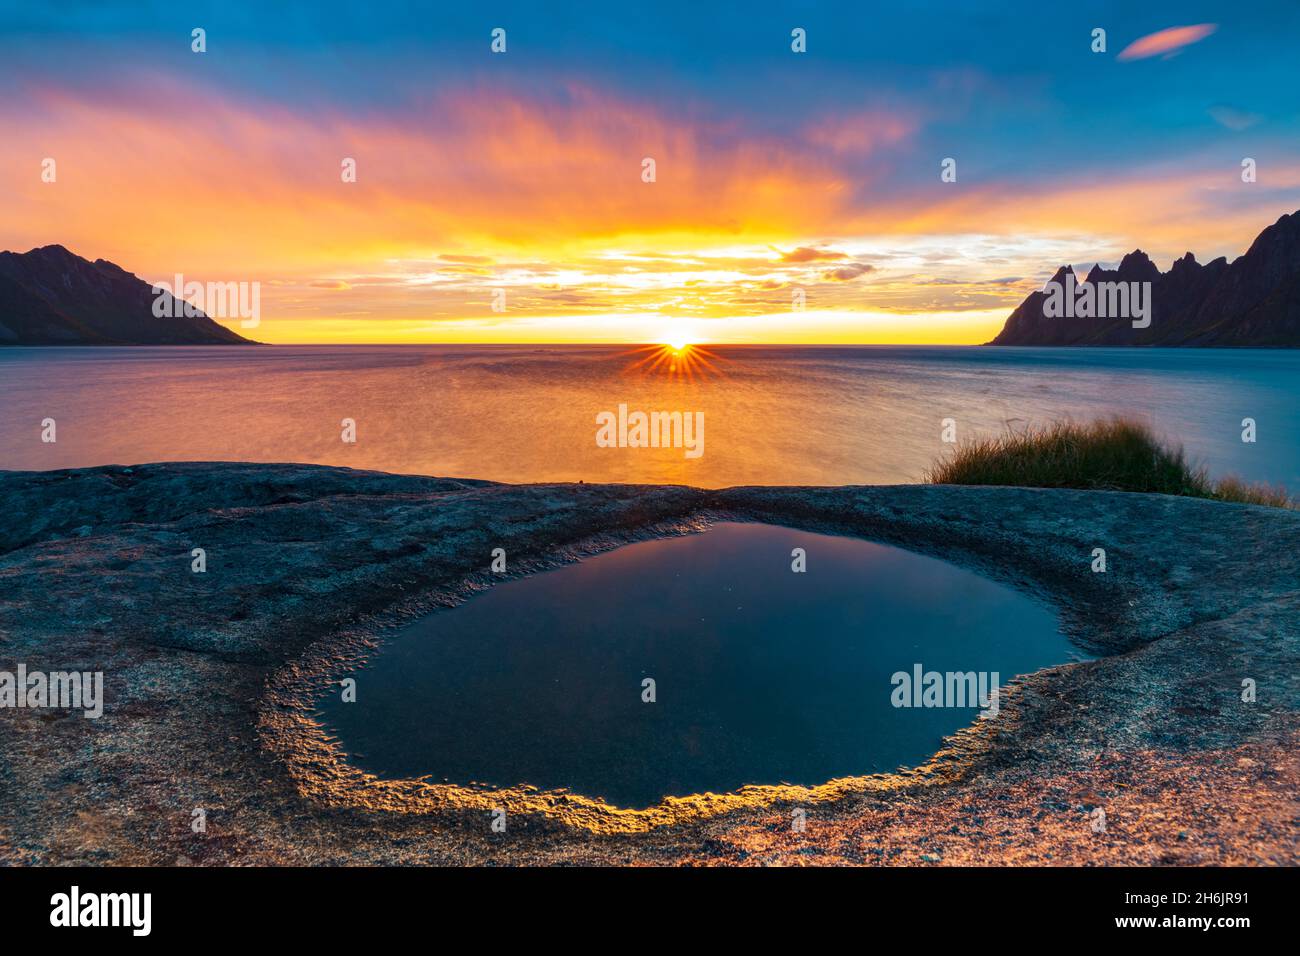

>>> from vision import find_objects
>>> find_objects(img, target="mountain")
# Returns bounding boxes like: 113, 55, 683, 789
0, 245, 257, 345
988, 210, 1300, 346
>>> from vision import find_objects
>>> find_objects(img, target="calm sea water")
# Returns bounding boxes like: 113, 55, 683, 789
318, 523, 1077, 807
1, 345, 1297, 488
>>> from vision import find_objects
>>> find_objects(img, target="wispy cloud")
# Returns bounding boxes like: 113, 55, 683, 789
1117, 24, 1217, 62
1209, 104, 1262, 131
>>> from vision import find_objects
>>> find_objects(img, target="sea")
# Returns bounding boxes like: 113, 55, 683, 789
2, 344, 1297, 489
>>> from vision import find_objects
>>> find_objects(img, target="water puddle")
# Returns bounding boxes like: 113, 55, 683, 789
317, 522, 1083, 808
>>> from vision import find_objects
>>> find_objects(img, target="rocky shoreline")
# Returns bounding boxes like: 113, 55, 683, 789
1, 462, 1296, 864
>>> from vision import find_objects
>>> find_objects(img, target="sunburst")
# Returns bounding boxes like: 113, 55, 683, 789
623, 341, 725, 381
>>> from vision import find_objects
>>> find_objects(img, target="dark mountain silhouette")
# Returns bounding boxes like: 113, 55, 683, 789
0, 245, 257, 345
988, 210, 1300, 346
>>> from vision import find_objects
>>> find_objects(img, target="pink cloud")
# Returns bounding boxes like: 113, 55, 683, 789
1117, 24, 1217, 62
803, 110, 917, 156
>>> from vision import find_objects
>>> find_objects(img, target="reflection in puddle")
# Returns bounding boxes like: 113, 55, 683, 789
318, 522, 1082, 809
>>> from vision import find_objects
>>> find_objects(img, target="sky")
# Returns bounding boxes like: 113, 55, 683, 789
1, 1, 1298, 344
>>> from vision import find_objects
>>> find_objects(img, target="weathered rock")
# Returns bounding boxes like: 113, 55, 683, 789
0, 463, 1296, 864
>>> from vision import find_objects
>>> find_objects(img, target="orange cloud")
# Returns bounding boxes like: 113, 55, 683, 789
3, 68, 1297, 346
1117, 24, 1217, 62
777, 245, 848, 263
822, 262, 876, 281
0, 74, 914, 281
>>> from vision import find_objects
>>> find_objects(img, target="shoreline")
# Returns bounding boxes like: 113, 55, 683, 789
1, 463, 1296, 864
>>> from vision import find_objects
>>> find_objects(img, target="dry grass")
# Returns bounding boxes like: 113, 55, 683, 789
926, 417, 1294, 509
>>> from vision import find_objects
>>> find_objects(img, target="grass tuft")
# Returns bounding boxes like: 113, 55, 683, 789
925, 417, 1294, 509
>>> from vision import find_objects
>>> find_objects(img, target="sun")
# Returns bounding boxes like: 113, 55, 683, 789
660, 322, 697, 353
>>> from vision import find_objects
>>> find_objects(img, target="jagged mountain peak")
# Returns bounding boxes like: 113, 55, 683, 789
988, 209, 1300, 347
